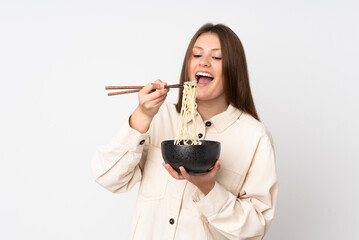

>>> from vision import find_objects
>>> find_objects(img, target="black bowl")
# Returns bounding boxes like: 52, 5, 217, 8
161, 140, 221, 174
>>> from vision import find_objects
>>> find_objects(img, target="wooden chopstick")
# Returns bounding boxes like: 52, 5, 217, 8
105, 83, 183, 96
106, 86, 143, 90
107, 89, 141, 96
105, 84, 183, 90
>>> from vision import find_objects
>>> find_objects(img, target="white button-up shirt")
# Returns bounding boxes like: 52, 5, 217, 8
92, 103, 278, 240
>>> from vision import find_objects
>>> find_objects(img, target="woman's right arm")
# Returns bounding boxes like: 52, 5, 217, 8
130, 80, 169, 133
91, 80, 169, 193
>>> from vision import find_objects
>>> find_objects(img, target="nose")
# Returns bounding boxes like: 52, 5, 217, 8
199, 55, 211, 67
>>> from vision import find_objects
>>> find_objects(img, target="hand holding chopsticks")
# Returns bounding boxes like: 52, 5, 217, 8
105, 83, 183, 96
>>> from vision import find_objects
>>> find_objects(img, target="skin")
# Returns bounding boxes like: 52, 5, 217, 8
189, 32, 228, 121
130, 32, 228, 196
129, 79, 169, 134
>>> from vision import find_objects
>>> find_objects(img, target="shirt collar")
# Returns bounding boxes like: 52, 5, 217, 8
208, 104, 242, 133
187, 104, 242, 133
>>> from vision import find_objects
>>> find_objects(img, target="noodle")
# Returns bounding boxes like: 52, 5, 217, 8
174, 81, 201, 145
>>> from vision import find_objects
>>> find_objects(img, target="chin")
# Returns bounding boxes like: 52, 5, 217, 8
196, 95, 210, 101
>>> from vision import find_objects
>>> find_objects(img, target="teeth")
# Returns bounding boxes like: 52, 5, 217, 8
196, 72, 214, 78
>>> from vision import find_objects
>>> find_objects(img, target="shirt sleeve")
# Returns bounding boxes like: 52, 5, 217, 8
91, 118, 151, 193
192, 133, 278, 240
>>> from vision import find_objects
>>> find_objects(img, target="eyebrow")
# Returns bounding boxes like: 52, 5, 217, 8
193, 46, 221, 51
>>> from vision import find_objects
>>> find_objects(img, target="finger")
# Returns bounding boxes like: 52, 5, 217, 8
141, 88, 167, 105
141, 80, 168, 95
210, 160, 221, 175
139, 93, 166, 112
145, 88, 167, 99
152, 98, 167, 110
154, 79, 167, 89
153, 79, 167, 89
179, 166, 191, 180
140, 83, 157, 94
141, 94, 166, 110
152, 93, 167, 104
158, 86, 170, 94
216, 159, 221, 169
149, 87, 169, 98
163, 163, 185, 180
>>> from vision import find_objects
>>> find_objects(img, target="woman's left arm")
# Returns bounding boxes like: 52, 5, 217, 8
195, 134, 278, 239
164, 133, 278, 239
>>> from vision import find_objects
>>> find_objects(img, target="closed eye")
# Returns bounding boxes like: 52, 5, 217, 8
213, 57, 222, 60
193, 55, 201, 58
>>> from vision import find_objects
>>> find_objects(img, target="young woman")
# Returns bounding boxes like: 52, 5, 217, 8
92, 23, 278, 240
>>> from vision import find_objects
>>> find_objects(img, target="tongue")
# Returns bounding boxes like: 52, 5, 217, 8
198, 77, 213, 84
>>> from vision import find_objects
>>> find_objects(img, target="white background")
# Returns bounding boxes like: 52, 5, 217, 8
1, 0, 358, 239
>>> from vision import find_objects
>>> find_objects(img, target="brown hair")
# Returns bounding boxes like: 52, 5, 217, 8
176, 23, 260, 121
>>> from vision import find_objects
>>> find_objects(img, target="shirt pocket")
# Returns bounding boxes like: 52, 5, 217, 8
139, 145, 169, 200
216, 167, 242, 197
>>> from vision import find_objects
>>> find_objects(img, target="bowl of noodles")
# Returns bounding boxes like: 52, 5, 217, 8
161, 81, 220, 174
161, 140, 220, 174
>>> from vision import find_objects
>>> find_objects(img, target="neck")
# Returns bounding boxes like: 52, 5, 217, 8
197, 98, 229, 121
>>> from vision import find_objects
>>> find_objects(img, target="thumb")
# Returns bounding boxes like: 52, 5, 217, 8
153, 79, 167, 89
212, 160, 221, 174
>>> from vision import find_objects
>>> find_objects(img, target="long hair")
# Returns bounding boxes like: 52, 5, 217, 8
176, 23, 260, 121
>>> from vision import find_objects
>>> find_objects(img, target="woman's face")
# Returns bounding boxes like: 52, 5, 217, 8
188, 32, 225, 104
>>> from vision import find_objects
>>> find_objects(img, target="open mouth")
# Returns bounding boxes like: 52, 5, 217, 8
195, 71, 214, 85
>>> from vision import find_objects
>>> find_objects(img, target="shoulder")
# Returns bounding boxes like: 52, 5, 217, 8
237, 112, 274, 145
239, 113, 267, 133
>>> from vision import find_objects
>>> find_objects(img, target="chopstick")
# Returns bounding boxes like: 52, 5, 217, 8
105, 83, 183, 96
107, 89, 141, 96
105, 84, 183, 90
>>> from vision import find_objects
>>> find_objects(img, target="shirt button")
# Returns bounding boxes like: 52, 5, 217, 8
139, 140, 145, 145
205, 121, 212, 127
169, 218, 175, 225
198, 133, 203, 138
